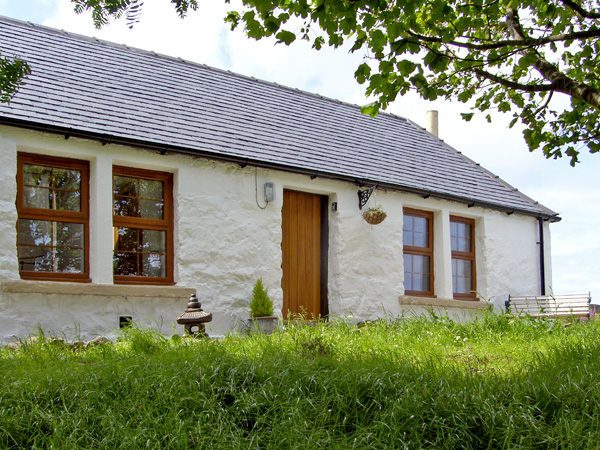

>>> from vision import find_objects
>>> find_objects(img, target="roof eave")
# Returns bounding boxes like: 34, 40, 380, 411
0, 117, 561, 223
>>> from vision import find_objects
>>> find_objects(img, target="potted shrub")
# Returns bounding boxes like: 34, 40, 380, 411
362, 205, 387, 225
248, 278, 278, 334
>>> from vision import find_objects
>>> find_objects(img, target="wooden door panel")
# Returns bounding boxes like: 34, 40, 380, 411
282, 190, 323, 319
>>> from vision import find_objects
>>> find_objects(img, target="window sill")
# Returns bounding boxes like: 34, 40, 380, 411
1, 279, 195, 298
398, 295, 489, 310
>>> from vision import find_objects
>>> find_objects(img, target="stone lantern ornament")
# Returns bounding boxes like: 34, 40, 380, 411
176, 294, 212, 337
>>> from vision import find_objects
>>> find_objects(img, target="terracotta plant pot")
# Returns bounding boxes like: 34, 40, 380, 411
362, 210, 387, 225
247, 316, 278, 334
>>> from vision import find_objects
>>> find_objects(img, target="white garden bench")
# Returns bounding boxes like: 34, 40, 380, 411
505, 293, 591, 319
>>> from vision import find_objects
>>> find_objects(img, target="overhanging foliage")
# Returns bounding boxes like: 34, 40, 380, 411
73, 0, 600, 165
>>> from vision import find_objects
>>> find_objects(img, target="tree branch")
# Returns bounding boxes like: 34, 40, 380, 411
557, 0, 600, 19
533, 57, 600, 109
506, 7, 600, 110
402, 28, 600, 51
473, 69, 555, 92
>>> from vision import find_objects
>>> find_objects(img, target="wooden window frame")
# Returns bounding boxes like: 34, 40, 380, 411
112, 165, 174, 285
403, 208, 434, 297
450, 215, 477, 300
16, 152, 90, 282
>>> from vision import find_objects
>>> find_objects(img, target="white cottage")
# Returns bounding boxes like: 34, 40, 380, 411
0, 16, 559, 341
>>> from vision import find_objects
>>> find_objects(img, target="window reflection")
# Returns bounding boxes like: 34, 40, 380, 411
112, 167, 171, 283
113, 175, 164, 219
113, 227, 166, 277
23, 164, 81, 212
18, 219, 84, 273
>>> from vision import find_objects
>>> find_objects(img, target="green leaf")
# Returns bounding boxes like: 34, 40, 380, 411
461, 113, 475, 122
361, 102, 380, 118
313, 36, 325, 50
275, 30, 296, 45
354, 63, 371, 84
72, 0, 600, 163
518, 52, 538, 69
396, 59, 416, 77
458, 90, 473, 103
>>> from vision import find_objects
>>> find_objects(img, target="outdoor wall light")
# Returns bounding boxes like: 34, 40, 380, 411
264, 182, 275, 203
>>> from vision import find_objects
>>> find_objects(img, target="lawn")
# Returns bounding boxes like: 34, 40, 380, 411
1, 311, 599, 449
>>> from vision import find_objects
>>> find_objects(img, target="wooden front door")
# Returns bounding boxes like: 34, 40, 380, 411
282, 190, 328, 320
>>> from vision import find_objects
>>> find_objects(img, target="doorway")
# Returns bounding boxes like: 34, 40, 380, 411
281, 190, 329, 320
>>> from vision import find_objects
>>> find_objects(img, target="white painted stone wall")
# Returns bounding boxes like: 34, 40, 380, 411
0, 126, 553, 342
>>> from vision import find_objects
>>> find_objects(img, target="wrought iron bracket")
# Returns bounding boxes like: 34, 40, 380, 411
358, 185, 377, 210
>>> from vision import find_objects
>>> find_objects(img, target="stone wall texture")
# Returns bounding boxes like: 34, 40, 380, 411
0, 126, 553, 342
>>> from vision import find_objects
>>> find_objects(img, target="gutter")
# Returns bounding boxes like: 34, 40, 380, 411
538, 218, 546, 295
0, 117, 561, 223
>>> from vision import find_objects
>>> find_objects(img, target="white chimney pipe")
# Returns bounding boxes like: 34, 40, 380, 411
426, 110, 439, 137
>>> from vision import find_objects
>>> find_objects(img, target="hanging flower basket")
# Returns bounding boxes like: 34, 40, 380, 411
362, 206, 387, 225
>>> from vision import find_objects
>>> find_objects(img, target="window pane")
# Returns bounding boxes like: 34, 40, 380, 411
23, 186, 52, 209
23, 164, 52, 187
53, 168, 81, 190
23, 165, 82, 212
451, 235, 459, 252
56, 222, 84, 248
451, 221, 472, 252
403, 214, 429, 248
461, 224, 472, 252
114, 252, 138, 276
55, 248, 84, 273
114, 175, 164, 219
114, 196, 138, 217
139, 199, 164, 219
404, 254, 430, 292
114, 227, 138, 251
141, 253, 166, 277
452, 258, 473, 294
450, 221, 458, 238
414, 229, 428, 248
140, 229, 166, 252
114, 227, 167, 277
54, 188, 81, 212
412, 255, 423, 272
140, 179, 163, 200
113, 176, 138, 197
18, 219, 52, 246
413, 216, 427, 232
19, 246, 53, 272
412, 273, 428, 291
451, 223, 460, 251
402, 215, 413, 246
18, 219, 85, 274
403, 253, 413, 273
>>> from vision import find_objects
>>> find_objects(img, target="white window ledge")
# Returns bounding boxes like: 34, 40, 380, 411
399, 295, 489, 310
1, 280, 195, 299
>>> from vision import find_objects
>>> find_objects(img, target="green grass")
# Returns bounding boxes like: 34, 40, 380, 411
1, 312, 600, 449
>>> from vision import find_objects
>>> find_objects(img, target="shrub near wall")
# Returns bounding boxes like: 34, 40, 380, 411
1, 313, 600, 449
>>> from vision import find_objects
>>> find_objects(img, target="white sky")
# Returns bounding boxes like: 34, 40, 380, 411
1, 0, 598, 302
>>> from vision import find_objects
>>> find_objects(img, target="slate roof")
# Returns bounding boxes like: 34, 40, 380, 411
0, 16, 558, 220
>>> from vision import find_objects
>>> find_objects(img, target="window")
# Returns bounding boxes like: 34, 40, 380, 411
403, 208, 434, 296
450, 216, 476, 299
16, 153, 89, 281
112, 166, 173, 284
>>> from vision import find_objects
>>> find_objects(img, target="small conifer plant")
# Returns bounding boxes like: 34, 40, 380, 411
249, 278, 274, 318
